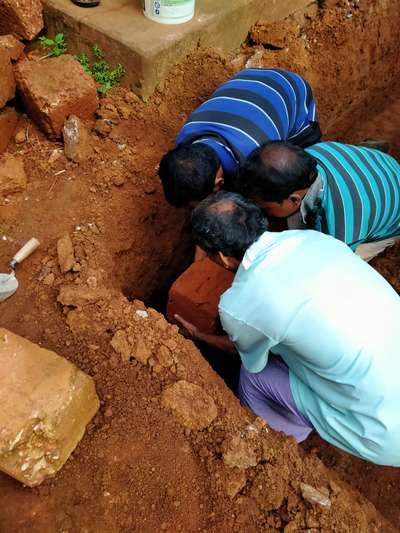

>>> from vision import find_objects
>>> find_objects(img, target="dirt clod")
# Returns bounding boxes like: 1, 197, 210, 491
15, 55, 99, 138
57, 234, 75, 274
161, 380, 218, 430
110, 329, 131, 362
223, 433, 259, 469
14, 128, 26, 144
300, 483, 332, 509
0, 0, 43, 40
0, 154, 27, 195
43, 273, 55, 286
0, 35, 25, 61
57, 285, 110, 307
0, 106, 17, 154
225, 468, 247, 499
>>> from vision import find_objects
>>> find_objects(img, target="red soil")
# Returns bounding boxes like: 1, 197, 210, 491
0, 0, 400, 531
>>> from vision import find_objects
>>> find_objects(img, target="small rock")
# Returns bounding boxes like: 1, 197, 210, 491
161, 380, 217, 430
124, 91, 139, 104
0, 155, 27, 195
0, 35, 25, 61
226, 469, 247, 499
112, 173, 126, 187
306, 510, 320, 529
48, 149, 62, 167
283, 522, 299, 533
57, 234, 75, 274
104, 407, 113, 418
329, 479, 341, 495
42, 273, 55, 286
14, 129, 26, 144
72, 262, 81, 272
144, 183, 156, 195
163, 338, 177, 351
110, 330, 131, 362
245, 49, 264, 69
300, 483, 331, 509
156, 345, 174, 368
57, 285, 109, 307
117, 103, 132, 119
63, 115, 93, 163
135, 309, 148, 319
133, 339, 152, 365
86, 276, 97, 289
222, 435, 258, 469
96, 104, 119, 123
94, 119, 112, 137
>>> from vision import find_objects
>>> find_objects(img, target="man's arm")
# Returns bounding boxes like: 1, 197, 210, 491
175, 315, 237, 354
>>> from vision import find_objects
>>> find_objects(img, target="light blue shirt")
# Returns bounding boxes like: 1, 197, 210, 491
219, 230, 400, 465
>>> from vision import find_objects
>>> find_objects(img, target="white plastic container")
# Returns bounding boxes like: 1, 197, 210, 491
142, 0, 195, 24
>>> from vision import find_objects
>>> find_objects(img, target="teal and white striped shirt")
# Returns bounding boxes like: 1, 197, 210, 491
304, 142, 400, 249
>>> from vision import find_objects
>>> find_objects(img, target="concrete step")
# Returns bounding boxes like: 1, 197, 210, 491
43, 0, 313, 97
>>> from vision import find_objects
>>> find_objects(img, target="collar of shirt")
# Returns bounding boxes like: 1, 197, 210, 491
300, 173, 324, 224
241, 230, 310, 272
193, 138, 238, 174
241, 232, 283, 270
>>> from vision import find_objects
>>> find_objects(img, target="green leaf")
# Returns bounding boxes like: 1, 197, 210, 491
93, 44, 104, 59
41, 38, 55, 47
54, 33, 65, 44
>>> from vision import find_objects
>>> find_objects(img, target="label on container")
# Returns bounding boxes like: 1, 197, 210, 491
144, 0, 194, 19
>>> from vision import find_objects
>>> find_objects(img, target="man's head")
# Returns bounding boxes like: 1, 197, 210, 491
237, 141, 318, 218
191, 191, 268, 271
159, 144, 223, 208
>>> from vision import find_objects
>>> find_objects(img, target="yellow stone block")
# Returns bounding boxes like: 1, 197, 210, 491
0, 328, 99, 487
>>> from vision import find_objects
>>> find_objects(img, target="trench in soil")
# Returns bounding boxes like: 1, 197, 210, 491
115, 62, 400, 533
122, 85, 400, 528
1, 2, 400, 531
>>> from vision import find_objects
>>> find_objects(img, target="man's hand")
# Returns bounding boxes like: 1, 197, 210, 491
174, 314, 202, 341
174, 314, 237, 354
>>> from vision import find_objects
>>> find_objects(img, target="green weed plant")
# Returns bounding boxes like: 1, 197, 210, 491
76, 45, 125, 95
39, 34, 125, 95
39, 33, 68, 58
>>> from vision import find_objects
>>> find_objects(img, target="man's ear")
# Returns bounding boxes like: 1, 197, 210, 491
218, 252, 239, 271
218, 251, 230, 269
288, 192, 304, 207
214, 167, 224, 191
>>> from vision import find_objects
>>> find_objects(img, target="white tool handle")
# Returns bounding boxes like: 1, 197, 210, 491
12, 238, 40, 264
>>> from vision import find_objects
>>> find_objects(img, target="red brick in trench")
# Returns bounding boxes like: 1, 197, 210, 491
167, 257, 234, 334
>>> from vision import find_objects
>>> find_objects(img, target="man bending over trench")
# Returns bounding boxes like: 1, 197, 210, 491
176, 191, 400, 466
159, 68, 321, 209
236, 140, 400, 261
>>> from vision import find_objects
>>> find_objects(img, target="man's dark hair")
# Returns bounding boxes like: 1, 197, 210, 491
191, 191, 268, 260
237, 141, 318, 203
159, 144, 220, 207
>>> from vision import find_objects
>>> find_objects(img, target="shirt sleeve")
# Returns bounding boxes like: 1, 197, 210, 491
219, 309, 278, 373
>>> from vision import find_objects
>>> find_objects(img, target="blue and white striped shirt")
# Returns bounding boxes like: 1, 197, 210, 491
176, 68, 320, 174
304, 142, 400, 249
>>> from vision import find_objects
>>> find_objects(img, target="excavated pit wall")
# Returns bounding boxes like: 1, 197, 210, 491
115, 0, 400, 304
